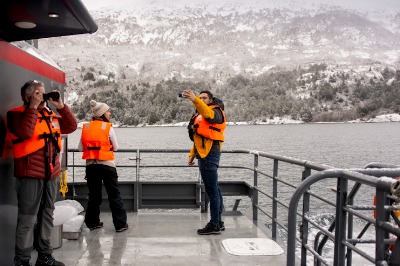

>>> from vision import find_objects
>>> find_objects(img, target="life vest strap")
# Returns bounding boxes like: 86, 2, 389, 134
38, 132, 60, 139
87, 146, 113, 151
12, 132, 60, 144
38, 116, 52, 121
209, 126, 221, 132
87, 147, 101, 150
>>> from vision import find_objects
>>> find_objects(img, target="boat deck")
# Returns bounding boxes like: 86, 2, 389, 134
33, 211, 287, 265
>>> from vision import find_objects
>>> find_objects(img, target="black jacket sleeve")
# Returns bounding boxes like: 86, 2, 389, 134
205, 107, 224, 124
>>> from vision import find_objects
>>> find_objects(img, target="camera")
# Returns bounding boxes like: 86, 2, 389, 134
178, 91, 184, 98
43, 91, 60, 101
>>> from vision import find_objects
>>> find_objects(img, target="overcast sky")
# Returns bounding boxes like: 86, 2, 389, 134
81, 0, 400, 12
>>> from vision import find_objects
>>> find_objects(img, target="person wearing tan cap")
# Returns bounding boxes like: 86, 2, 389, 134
78, 100, 128, 232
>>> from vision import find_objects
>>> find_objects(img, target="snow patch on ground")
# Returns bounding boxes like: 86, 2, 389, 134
367, 113, 400, 122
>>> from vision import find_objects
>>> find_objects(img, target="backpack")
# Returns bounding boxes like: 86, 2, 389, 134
187, 114, 197, 141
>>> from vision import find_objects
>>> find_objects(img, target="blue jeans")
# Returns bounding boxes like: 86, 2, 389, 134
198, 153, 224, 226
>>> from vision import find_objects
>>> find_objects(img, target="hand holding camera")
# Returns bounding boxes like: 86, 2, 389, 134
179, 89, 196, 101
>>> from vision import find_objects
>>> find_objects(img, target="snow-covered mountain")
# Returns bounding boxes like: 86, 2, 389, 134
39, 0, 400, 84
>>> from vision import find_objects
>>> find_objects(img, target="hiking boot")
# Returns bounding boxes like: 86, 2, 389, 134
88, 222, 103, 230
35, 254, 65, 266
219, 221, 225, 231
116, 223, 129, 232
197, 222, 221, 235
15, 260, 31, 266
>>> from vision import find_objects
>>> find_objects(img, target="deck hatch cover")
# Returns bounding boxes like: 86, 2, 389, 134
222, 238, 284, 256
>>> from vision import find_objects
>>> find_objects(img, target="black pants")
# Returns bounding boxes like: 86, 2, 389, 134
84, 164, 127, 230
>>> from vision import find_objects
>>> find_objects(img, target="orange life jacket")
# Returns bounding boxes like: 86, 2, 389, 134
9, 105, 61, 158
193, 105, 226, 141
81, 120, 114, 160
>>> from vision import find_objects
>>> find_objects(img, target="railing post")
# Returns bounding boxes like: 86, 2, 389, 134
334, 177, 348, 266
346, 182, 362, 266
72, 151, 75, 200
301, 167, 311, 266
272, 159, 278, 240
134, 149, 140, 212
375, 188, 389, 263
252, 154, 258, 221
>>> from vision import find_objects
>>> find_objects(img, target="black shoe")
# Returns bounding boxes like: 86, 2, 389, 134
88, 222, 103, 230
219, 221, 225, 231
116, 223, 129, 232
197, 222, 221, 235
15, 261, 31, 266
35, 254, 65, 266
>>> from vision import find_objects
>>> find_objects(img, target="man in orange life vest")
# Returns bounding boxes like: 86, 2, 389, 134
7, 80, 77, 266
78, 100, 128, 232
182, 89, 226, 235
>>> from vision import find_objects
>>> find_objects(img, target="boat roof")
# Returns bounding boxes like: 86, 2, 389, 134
0, 0, 98, 42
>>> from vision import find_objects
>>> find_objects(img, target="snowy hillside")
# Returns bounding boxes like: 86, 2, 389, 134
39, 0, 400, 85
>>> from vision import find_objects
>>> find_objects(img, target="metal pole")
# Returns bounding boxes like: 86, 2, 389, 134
272, 159, 278, 240
375, 189, 389, 263
346, 182, 362, 266
253, 154, 258, 221
301, 167, 312, 266
333, 177, 348, 266
72, 151, 75, 199
134, 149, 140, 212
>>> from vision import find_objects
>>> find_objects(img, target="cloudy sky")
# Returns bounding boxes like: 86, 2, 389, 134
81, 0, 400, 11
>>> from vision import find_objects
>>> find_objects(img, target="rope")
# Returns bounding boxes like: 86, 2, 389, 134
59, 170, 68, 197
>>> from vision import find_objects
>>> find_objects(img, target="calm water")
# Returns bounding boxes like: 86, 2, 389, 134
68, 122, 400, 168
67, 122, 400, 208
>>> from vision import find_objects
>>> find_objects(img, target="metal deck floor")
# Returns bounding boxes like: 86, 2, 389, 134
32, 212, 287, 265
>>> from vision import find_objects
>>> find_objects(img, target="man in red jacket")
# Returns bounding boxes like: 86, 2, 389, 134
7, 80, 77, 266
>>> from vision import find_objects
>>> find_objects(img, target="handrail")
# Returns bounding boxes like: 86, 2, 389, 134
286, 169, 400, 266
66, 148, 400, 265
314, 163, 400, 266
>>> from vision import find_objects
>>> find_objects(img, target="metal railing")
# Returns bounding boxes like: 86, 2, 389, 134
66, 148, 400, 265
311, 163, 400, 266
286, 168, 400, 266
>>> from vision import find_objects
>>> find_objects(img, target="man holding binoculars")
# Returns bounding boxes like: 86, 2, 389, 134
7, 80, 77, 266
181, 89, 227, 235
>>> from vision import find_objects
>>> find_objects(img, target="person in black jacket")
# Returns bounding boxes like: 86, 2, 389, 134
182, 89, 226, 235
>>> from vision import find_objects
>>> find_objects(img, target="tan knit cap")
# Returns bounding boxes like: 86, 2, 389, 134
90, 100, 109, 118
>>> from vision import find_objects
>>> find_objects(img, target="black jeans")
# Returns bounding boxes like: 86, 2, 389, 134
84, 164, 127, 230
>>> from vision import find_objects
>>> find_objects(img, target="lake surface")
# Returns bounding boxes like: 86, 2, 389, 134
68, 122, 400, 168
67, 122, 400, 210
